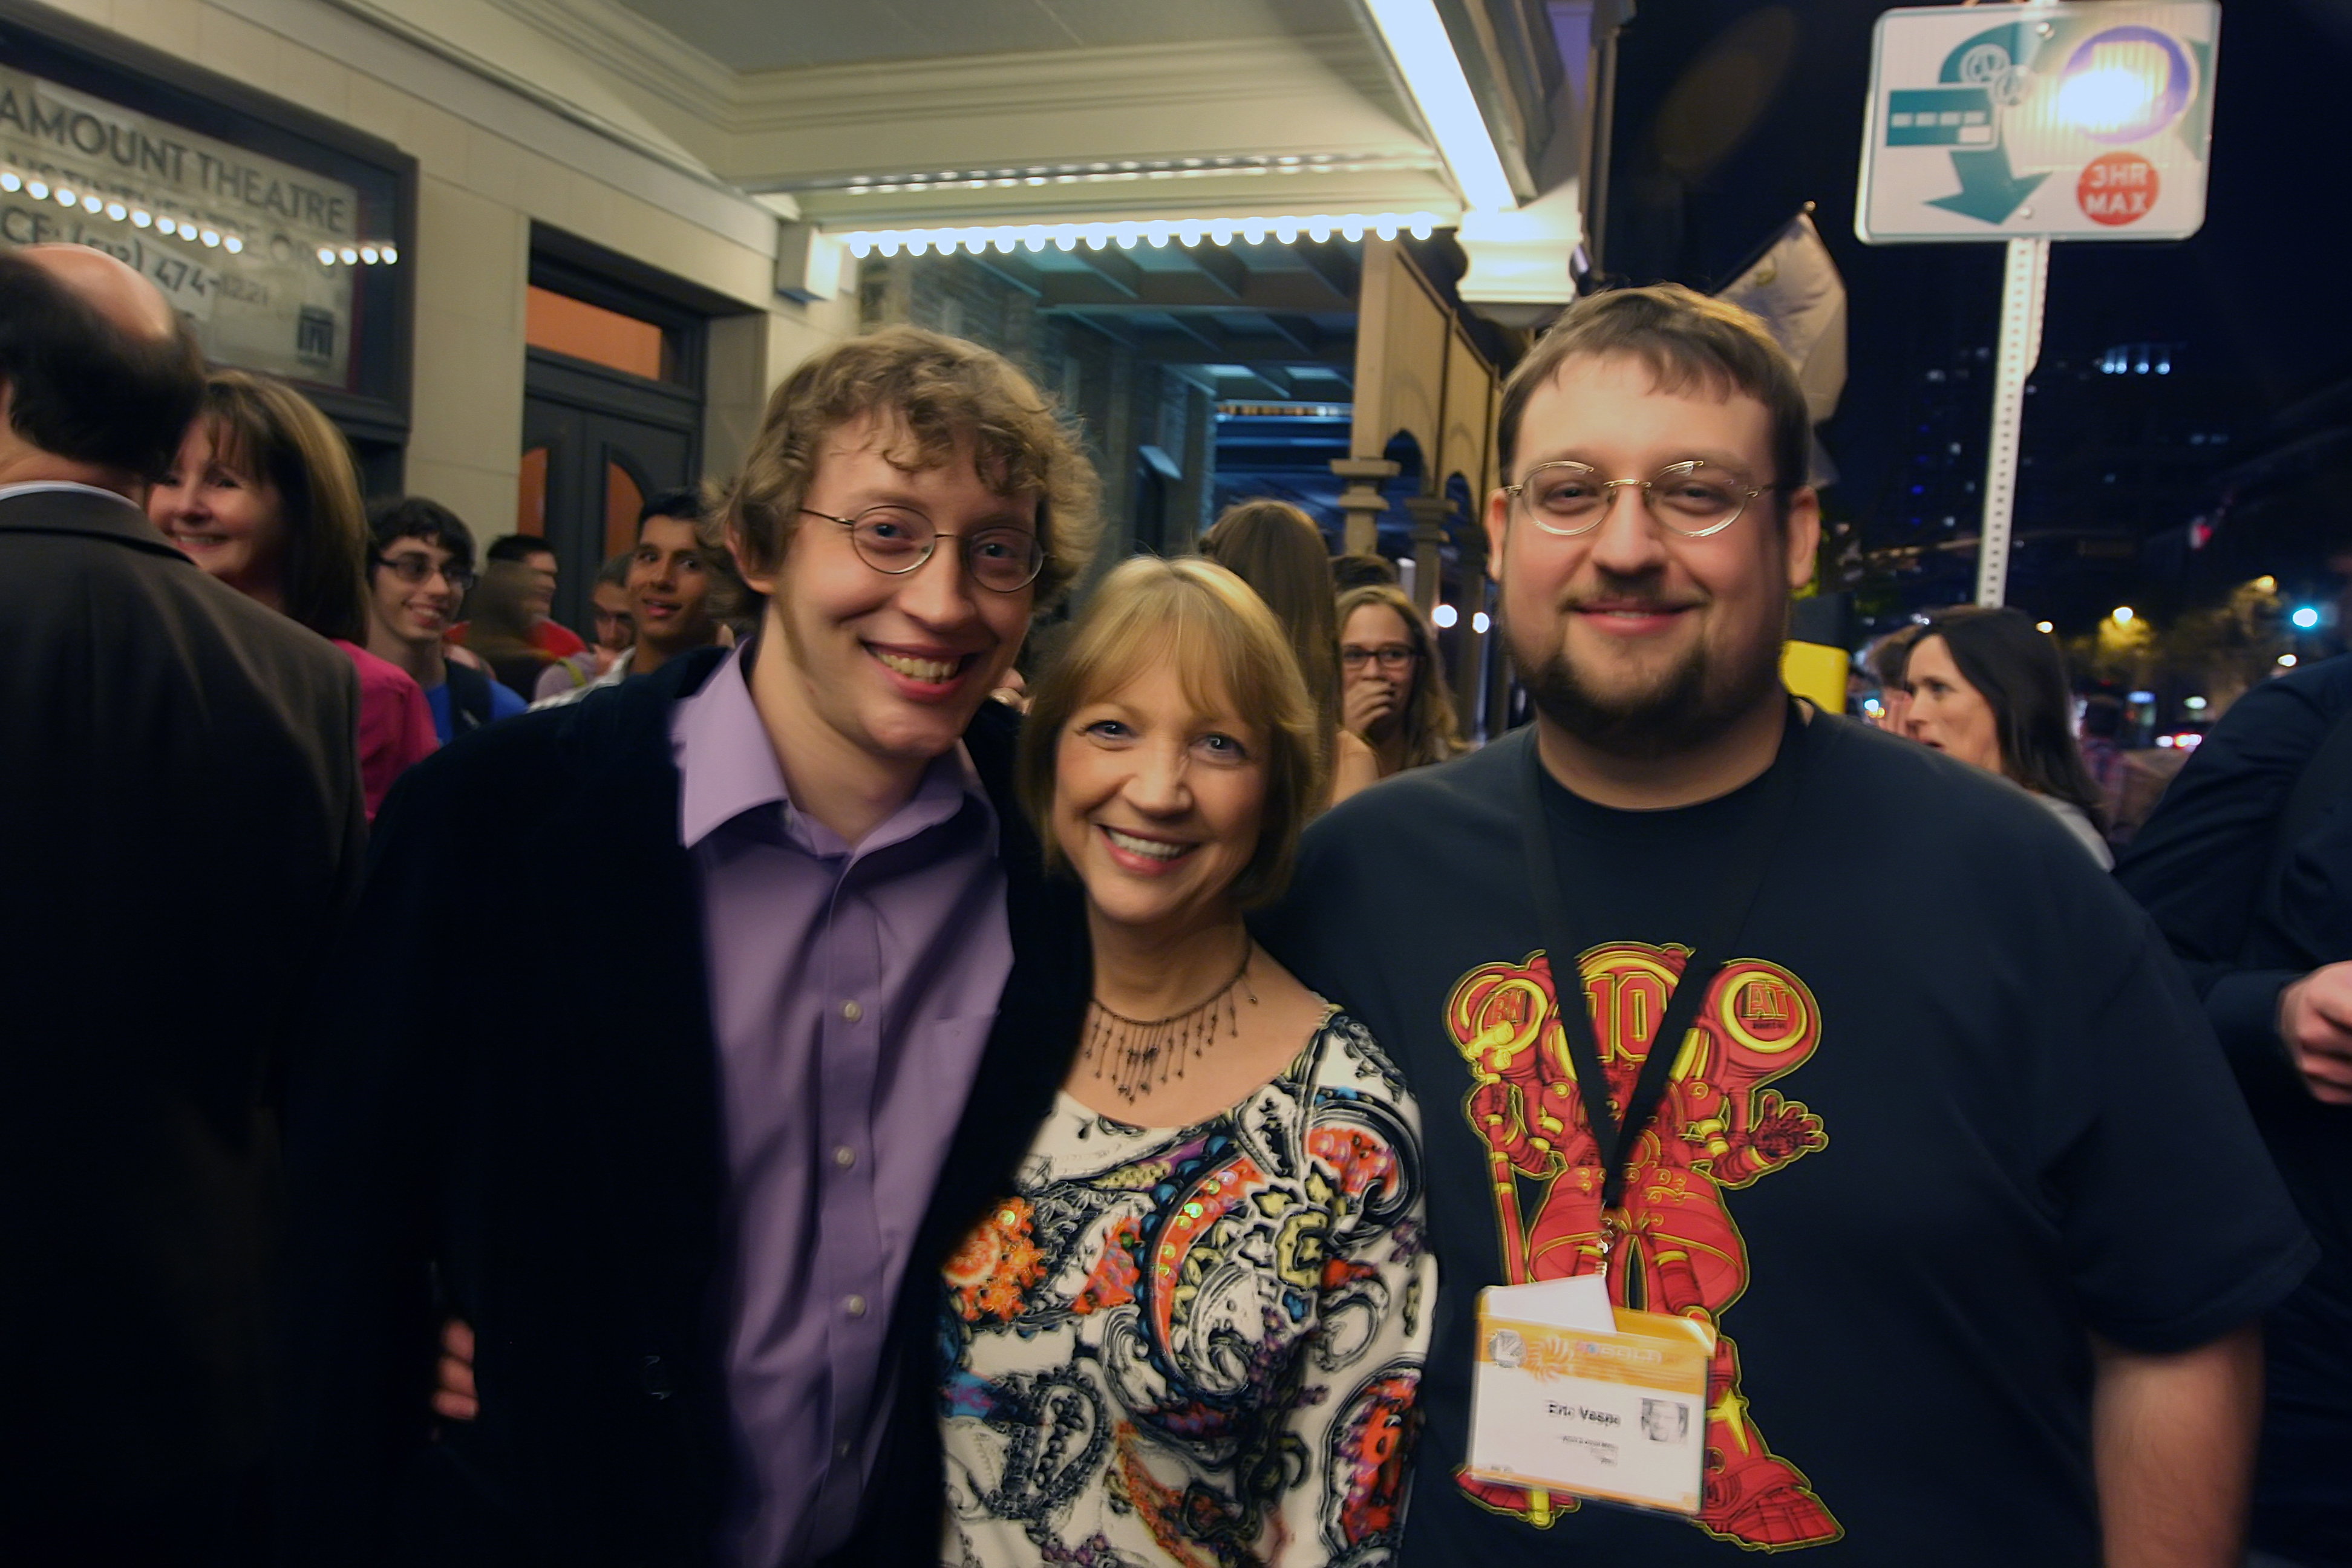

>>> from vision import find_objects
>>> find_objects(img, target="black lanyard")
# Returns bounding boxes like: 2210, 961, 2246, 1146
1516, 702, 1809, 1269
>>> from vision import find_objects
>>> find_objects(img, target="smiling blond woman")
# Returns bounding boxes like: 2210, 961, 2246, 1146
938, 555, 1434, 1566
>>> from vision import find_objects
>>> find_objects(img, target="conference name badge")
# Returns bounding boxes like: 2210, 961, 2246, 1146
1466, 1277, 1714, 1517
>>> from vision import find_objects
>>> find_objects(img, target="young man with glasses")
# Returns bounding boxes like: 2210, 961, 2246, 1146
1261, 285, 2311, 1566
281, 327, 1100, 1566
365, 496, 528, 741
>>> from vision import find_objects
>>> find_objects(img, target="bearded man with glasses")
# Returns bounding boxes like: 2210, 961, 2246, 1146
281, 328, 1100, 1567
1261, 284, 2311, 1567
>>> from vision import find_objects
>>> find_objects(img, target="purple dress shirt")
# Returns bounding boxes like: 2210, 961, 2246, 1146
671, 646, 1013, 1567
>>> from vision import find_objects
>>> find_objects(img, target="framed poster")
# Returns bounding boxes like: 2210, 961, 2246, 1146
0, 4, 414, 459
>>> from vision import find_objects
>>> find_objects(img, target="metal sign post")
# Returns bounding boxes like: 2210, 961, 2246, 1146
1857, 1, 2220, 606
1976, 236, 2049, 606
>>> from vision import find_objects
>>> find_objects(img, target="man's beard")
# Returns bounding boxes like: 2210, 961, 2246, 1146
1512, 573, 1785, 760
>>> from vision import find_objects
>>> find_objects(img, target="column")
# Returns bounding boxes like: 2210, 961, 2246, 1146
1330, 457, 1399, 557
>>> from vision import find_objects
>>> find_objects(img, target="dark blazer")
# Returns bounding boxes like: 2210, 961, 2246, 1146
0, 488, 365, 1567
276, 645, 1090, 1567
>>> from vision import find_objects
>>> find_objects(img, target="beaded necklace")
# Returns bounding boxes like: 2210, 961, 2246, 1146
1080, 940, 1257, 1103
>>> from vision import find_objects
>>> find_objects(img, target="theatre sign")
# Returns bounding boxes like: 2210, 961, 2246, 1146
1, 64, 367, 385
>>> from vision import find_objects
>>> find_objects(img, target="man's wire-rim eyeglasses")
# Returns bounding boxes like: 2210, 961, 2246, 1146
373, 552, 476, 595
1502, 459, 1781, 539
798, 506, 1044, 593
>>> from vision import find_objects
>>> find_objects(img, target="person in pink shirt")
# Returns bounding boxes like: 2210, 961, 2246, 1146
149, 370, 435, 818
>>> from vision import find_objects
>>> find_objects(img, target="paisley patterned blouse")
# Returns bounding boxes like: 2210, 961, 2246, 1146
938, 1010, 1433, 1567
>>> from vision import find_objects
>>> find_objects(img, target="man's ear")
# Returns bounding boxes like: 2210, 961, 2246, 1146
1483, 488, 1510, 582
1782, 486, 1822, 593
727, 523, 775, 598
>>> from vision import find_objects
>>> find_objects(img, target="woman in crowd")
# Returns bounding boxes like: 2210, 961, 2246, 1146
938, 555, 1432, 1564
1337, 582, 1465, 780
149, 370, 434, 818
534, 551, 635, 699
1200, 498, 1382, 806
1904, 605, 2113, 866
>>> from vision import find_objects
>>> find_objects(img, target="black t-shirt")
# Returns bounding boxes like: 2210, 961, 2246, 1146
1259, 710, 2313, 1566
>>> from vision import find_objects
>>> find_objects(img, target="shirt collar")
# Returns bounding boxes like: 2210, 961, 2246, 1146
0, 480, 142, 507
672, 640, 992, 857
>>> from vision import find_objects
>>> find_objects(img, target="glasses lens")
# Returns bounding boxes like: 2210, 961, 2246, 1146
965, 528, 1044, 592
849, 507, 934, 572
1523, 465, 1605, 529
1379, 646, 1415, 668
1650, 465, 1746, 534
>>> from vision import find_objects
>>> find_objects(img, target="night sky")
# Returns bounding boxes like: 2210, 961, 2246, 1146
1596, 0, 2352, 622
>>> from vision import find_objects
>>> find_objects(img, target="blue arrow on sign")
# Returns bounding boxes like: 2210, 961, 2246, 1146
1926, 148, 2048, 224
1904, 20, 2051, 226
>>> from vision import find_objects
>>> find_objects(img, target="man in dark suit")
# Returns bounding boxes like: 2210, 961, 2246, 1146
0, 245, 365, 1564
279, 327, 1100, 1566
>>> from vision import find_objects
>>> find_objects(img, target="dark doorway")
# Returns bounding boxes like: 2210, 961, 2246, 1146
521, 362, 696, 635
517, 240, 714, 636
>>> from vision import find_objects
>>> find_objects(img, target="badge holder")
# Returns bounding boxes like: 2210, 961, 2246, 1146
1465, 1271, 1714, 1517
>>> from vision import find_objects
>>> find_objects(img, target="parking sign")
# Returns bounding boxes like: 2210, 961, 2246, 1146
1857, 2, 2219, 244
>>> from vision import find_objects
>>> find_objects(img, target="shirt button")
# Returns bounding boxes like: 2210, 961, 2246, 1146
840, 1000, 863, 1022
833, 1145, 856, 1169
843, 1294, 867, 1318
835, 1439, 853, 1459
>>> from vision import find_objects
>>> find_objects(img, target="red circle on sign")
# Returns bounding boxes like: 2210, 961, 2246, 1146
2077, 152, 2160, 227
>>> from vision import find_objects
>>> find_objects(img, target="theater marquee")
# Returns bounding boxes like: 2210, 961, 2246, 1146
1, 64, 369, 385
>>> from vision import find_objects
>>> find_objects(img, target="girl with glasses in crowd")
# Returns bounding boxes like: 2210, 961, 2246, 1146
149, 370, 436, 819
936, 555, 1433, 1565
1338, 582, 1466, 780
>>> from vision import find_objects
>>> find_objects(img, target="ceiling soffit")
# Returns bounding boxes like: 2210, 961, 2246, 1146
474, 0, 1443, 217
607, 0, 1368, 74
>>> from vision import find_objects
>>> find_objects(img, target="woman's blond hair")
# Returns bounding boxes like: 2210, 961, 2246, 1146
1019, 556, 1324, 911
1337, 583, 1466, 771
197, 370, 370, 644
724, 326, 1100, 608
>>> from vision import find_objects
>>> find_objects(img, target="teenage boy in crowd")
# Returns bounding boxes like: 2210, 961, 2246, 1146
532, 488, 736, 707
1261, 285, 2313, 1567
479, 531, 588, 658
364, 496, 528, 742
277, 327, 1098, 1567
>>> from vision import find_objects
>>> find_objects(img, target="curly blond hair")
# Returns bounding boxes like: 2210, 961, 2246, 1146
724, 326, 1101, 607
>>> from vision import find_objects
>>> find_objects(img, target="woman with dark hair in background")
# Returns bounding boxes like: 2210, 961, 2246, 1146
149, 369, 435, 818
1906, 605, 2112, 867
1337, 582, 1465, 779
1200, 498, 1381, 806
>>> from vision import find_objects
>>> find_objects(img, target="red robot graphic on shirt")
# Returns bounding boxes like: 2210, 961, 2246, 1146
1446, 942, 1840, 1550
